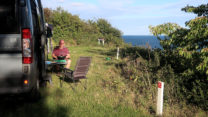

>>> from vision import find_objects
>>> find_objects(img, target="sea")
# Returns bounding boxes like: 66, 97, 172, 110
122, 35, 163, 49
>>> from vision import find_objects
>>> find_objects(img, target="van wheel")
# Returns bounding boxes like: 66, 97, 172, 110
46, 74, 53, 85
40, 80, 47, 87
40, 74, 52, 87
27, 79, 41, 102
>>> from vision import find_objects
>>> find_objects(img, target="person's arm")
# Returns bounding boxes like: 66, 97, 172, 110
65, 48, 70, 59
66, 53, 70, 59
52, 53, 58, 59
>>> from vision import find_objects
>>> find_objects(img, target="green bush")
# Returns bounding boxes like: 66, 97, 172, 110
44, 7, 124, 46
118, 45, 208, 110
148, 4, 208, 110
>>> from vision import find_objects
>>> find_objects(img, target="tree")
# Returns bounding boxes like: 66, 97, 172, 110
96, 18, 123, 44
182, 4, 208, 17
43, 7, 124, 46
149, 4, 208, 109
44, 8, 53, 23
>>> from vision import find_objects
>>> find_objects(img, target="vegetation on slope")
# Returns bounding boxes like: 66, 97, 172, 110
0, 46, 152, 117
44, 7, 124, 46
1, 3, 206, 117
149, 4, 208, 109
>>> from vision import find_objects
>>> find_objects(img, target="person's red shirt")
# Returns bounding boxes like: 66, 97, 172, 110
52, 47, 69, 57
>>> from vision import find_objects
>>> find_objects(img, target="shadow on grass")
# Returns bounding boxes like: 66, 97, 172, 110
87, 48, 117, 65
0, 88, 71, 117
58, 76, 82, 92
87, 48, 117, 57
105, 61, 115, 66
86, 49, 103, 55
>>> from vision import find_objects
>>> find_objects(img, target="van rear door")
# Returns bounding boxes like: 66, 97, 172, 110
0, 0, 23, 90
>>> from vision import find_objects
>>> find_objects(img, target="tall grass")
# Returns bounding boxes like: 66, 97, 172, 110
0, 46, 150, 117
117, 46, 208, 117
0, 46, 206, 117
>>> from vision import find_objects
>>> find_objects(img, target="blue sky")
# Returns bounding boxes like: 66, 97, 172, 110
42, 0, 207, 35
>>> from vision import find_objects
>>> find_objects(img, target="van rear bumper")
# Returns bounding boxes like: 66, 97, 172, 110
0, 87, 31, 94
0, 74, 33, 94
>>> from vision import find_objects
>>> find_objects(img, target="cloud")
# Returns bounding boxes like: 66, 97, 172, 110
41, 0, 207, 35
42, 0, 200, 19
70, 2, 84, 7
56, 0, 65, 3
106, 0, 204, 21
64, 2, 99, 18
98, 0, 134, 9
69, 2, 97, 10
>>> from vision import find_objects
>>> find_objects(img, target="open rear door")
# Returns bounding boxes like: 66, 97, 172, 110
0, 0, 23, 90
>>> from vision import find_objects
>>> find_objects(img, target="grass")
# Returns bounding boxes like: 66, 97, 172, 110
0, 45, 207, 117
0, 46, 151, 117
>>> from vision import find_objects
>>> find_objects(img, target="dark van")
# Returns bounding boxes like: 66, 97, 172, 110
0, 0, 47, 97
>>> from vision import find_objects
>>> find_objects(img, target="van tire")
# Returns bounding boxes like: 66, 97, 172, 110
40, 74, 52, 87
27, 79, 41, 102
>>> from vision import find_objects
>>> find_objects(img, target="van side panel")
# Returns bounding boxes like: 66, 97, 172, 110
0, 0, 46, 94
0, 0, 32, 94
0, 53, 23, 88
0, 34, 24, 92
0, 35, 21, 52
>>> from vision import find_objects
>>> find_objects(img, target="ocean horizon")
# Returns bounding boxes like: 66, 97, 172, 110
122, 35, 163, 49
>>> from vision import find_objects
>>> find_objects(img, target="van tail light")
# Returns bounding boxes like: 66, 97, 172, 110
22, 29, 32, 64
24, 80, 28, 85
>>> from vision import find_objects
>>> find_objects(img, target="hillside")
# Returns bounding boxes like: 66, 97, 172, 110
0, 46, 150, 117
1, 46, 207, 117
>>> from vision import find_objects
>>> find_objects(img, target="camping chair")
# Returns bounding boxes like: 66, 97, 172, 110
63, 57, 91, 87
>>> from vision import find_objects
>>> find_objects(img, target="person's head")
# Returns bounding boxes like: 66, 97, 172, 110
59, 40, 65, 49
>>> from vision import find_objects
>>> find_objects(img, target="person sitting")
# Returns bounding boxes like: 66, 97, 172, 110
52, 40, 71, 69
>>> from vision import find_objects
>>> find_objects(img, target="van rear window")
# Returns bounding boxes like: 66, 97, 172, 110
0, 0, 19, 34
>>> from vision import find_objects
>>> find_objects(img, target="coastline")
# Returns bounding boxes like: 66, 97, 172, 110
122, 35, 162, 49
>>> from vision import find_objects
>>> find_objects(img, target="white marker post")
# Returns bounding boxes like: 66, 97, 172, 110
116, 47, 119, 60
156, 81, 164, 116
102, 40, 105, 46
98, 39, 100, 45
47, 38, 50, 53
